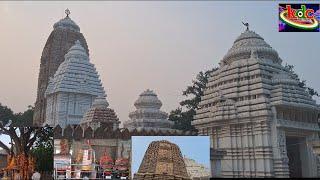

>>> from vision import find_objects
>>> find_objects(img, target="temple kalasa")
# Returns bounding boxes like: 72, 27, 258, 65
192, 26, 320, 177
133, 140, 191, 180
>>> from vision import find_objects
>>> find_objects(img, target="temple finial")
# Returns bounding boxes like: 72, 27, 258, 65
242, 21, 249, 31
65, 8, 70, 17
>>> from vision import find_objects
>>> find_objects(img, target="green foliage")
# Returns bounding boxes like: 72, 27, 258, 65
169, 68, 218, 131
0, 103, 53, 172
0, 103, 15, 124
0, 103, 33, 126
31, 144, 53, 172
13, 106, 34, 126
169, 108, 196, 131
30, 126, 54, 172
32, 127, 53, 149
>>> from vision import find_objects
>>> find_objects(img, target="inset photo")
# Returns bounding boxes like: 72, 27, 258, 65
132, 136, 211, 180
53, 138, 131, 179
0, 126, 53, 179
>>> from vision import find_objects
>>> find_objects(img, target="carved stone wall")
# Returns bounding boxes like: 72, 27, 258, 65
53, 125, 197, 140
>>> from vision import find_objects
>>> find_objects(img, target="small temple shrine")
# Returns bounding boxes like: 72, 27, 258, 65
123, 89, 175, 132
80, 96, 120, 131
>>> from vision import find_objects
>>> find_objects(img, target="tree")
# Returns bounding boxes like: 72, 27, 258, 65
0, 103, 15, 125
169, 68, 218, 131
31, 128, 53, 172
0, 103, 53, 174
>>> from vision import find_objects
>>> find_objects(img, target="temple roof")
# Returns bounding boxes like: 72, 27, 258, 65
53, 13, 80, 32
222, 29, 280, 64
45, 40, 105, 96
81, 96, 120, 125
123, 89, 174, 130
134, 89, 162, 109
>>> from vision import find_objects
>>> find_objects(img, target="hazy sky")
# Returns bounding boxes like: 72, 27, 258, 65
0, 1, 319, 123
131, 136, 210, 177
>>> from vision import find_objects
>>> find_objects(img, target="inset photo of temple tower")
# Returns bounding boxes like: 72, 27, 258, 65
132, 136, 211, 180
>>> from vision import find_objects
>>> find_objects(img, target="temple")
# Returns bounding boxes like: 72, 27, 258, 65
123, 89, 174, 131
192, 27, 320, 177
80, 96, 120, 131
183, 157, 211, 180
34, 10, 89, 126
133, 140, 191, 180
44, 40, 105, 128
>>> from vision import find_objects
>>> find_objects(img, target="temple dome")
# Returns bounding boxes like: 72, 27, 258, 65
222, 29, 280, 65
123, 89, 174, 130
65, 40, 88, 59
53, 15, 80, 32
80, 96, 120, 129
92, 96, 109, 109
134, 89, 162, 109
45, 40, 105, 96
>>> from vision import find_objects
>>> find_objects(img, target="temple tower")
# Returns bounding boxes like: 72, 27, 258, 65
192, 27, 320, 177
44, 40, 105, 127
123, 89, 174, 131
34, 10, 89, 126
133, 140, 190, 180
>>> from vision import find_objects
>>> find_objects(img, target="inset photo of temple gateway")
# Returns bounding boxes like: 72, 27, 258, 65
132, 136, 211, 180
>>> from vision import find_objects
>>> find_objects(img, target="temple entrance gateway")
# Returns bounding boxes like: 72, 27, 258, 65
286, 137, 302, 177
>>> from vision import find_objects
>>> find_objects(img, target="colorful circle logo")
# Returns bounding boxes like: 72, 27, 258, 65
280, 11, 319, 30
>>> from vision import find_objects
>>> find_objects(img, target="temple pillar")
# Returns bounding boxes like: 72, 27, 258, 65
271, 106, 289, 178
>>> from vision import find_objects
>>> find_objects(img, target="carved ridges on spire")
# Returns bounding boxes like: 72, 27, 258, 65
45, 40, 105, 97
134, 140, 191, 180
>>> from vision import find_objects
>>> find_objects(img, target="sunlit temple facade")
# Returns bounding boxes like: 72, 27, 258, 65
44, 40, 105, 127
192, 27, 320, 178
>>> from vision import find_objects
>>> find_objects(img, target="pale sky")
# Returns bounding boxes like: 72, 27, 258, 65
0, 1, 319, 124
